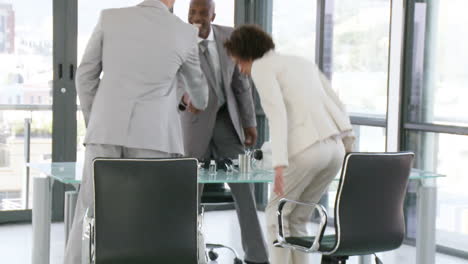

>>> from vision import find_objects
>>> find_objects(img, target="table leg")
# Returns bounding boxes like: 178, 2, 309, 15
358, 255, 372, 264
64, 190, 78, 246
32, 176, 52, 264
416, 179, 437, 264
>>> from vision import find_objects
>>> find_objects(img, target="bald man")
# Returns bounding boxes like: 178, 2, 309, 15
179, 0, 269, 263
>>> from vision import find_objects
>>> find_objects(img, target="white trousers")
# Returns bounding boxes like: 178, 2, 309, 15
265, 137, 345, 264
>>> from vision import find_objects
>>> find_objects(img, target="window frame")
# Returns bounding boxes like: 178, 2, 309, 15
400, 0, 468, 259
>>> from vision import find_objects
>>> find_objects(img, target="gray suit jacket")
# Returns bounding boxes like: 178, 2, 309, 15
76, 0, 208, 155
180, 24, 257, 158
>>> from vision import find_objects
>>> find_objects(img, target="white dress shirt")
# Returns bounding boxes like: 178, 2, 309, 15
251, 51, 354, 168
199, 27, 225, 106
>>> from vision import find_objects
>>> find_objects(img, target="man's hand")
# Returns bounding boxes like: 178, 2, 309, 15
182, 93, 202, 114
182, 93, 190, 106
274, 166, 285, 196
244, 127, 257, 147
187, 102, 202, 114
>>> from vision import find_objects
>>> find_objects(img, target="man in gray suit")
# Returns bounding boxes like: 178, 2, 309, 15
64, 0, 208, 263
180, 0, 269, 263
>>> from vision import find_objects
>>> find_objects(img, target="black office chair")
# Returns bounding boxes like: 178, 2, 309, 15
274, 152, 414, 264
82, 158, 199, 264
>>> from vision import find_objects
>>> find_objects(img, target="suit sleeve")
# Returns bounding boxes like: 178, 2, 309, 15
76, 12, 104, 126
231, 66, 257, 128
178, 33, 209, 110
251, 62, 289, 168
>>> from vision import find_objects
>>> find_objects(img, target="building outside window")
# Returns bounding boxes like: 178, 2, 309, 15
0, 0, 52, 211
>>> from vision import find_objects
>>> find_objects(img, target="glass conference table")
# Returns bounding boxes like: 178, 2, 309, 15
28, 162, 443, 264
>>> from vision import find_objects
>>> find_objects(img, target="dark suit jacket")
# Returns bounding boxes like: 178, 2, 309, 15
180, 24, 257, 158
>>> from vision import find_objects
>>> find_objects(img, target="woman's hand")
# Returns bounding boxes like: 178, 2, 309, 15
274, 166, 285, 196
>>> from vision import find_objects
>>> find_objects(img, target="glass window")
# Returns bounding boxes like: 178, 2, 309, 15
173, 0, 234, 26
272, 0, 317, 62
327, 0, 391, 116
353, 125, 386, 152
0, 1, 53, 211
0, 16, 4, 36
407, 1, 468, 127
406, 131, 468, 252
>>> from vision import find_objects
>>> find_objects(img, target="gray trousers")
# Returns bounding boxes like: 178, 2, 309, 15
200, 108, 269, 263
64, 144, 173, 264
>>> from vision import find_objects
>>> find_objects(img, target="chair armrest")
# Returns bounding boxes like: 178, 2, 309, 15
276, 198, 328, 253
82, 208, 95, 264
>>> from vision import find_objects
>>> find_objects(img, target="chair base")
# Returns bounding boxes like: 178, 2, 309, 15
321, 255, 349, 264
206, 243, 242, 264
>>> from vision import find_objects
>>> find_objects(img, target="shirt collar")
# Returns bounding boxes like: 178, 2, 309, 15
198, 26, 215, 43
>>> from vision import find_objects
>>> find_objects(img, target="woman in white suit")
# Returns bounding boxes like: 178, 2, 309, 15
224, 25, 355, 264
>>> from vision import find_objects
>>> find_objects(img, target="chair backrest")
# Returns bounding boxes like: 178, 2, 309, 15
328, 152, 414, 256
92, 158, 198, 264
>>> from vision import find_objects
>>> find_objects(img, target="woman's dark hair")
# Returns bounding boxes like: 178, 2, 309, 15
224, 24, 275, 61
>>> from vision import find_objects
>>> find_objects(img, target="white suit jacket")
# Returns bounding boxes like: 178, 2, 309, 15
251, 51, 354, 168
76, 0, 208, 155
